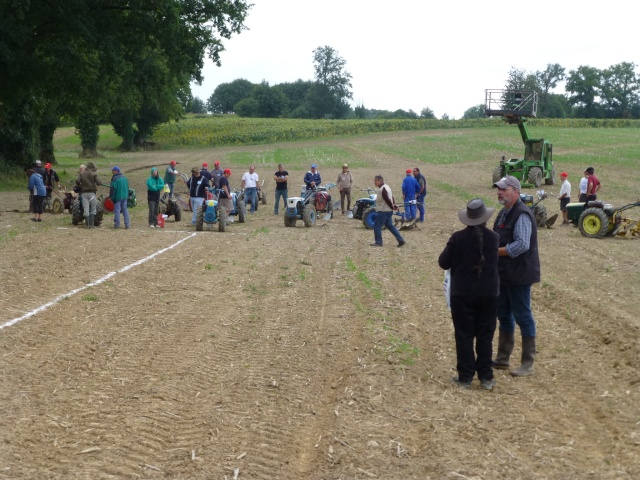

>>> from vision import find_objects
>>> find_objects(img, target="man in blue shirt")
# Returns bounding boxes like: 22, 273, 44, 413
304, 164, 321, 190
401, 169, 421, 221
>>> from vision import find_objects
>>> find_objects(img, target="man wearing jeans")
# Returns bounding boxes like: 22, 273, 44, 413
492, 175, 540, 377
109, 166, 130, 229
370, 175, 405, 248
241, 165, 259, 213
186, 167, 209, 225
273, 164, 288, 215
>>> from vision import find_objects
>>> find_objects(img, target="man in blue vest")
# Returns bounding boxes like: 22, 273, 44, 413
492, 176, 540, 377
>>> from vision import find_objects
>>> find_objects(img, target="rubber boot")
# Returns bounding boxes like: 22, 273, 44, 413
89, 214, 95, 229
510, 336, 536, 377
84, 215, 90, 227
492, 330, 515, 370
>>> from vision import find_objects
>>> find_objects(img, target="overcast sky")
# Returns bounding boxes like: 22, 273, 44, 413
190, 0, 639, 119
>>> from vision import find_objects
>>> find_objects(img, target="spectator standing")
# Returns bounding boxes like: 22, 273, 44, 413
146, 167, 165, 228
558, 172, 571, 225
438, 199, 499, 390
304, 164, 321, 190
200, 162, 212, 181
43, 163, 60, 200
370, 175, 405, 248
29, 160, 46, 213
336, 164, 354, 215
492, 175, 540, 377
586, 167, 601, 202
186, 167, 209, 225
76, 161, 101, 228
401, 169, 421, 221
413, 167, 427, 222
241, 165, 260, 213
164, 161, 179, 198
210, 161, 223, 189
218, 169, 233, 214
273, 164, 288, 215
33, 160, 46, 178
109, 166, 130, 229
27, 169, 46, 222
578, 170, 589, 202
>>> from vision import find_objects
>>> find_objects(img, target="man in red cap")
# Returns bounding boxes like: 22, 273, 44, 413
211, 160, 223, 189
43, 162, 60, 201
218, 168, 232, 213
557, 172, 571, 225
164, 161, 179, 198
401, 168, 421, 221
200, 162, 212, 181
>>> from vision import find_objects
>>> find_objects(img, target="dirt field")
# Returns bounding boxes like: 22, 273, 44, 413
1, 131, 639, 479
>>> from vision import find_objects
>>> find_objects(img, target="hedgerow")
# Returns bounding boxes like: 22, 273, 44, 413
151, 117, 640, 147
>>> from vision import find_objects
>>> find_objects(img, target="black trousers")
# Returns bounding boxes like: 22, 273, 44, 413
450, 295, 498, 382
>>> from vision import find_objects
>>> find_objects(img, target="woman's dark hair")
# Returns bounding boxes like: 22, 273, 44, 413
473, 225, 486, 277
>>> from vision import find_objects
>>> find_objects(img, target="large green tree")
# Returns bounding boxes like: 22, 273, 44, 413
599, 62, 639, 118
0, 0, 251, 165
207, 79, 255, 113
565, 66, 603, 118
536, 63, 565, 117
312, 46, 353, 118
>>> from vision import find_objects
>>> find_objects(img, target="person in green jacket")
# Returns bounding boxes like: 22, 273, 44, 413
109, 166, 130, 229
146, 167, 165, 228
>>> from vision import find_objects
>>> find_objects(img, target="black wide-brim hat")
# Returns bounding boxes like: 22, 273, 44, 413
458, 198, 495, 226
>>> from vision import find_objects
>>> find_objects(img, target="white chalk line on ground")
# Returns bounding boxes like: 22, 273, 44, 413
0, 233, 197, 331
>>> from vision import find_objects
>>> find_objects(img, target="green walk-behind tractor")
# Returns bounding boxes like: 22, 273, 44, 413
485, 89, 555, 188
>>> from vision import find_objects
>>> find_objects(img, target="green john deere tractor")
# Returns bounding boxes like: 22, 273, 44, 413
486, 89, 555, 188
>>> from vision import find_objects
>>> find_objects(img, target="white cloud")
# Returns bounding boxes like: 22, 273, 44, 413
191, 0, 640, 118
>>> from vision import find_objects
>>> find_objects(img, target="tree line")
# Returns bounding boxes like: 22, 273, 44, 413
0, 0, 251, 169
198, 45, 438, 121
462, 62, 640, 119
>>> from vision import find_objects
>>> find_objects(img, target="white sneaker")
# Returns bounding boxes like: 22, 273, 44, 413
149, 225, 156, 228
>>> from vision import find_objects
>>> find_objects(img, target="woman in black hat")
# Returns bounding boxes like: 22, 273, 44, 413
438, 199, 500, 390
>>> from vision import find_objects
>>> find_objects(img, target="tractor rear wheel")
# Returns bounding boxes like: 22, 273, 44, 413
237, 201, 246, 223
195, 206, 204, 231
528, 168, 542, 188
362, 207, 378, 230
578, 208, 609, 238
303, 206, 316, 227
545, 165, 556, 185
284, 215, 296, 227
71, 199, 83, 225
532, 205, 548, 228
492, 165, 505, 184
94, 203, 104, 226
52, 198, 63, 214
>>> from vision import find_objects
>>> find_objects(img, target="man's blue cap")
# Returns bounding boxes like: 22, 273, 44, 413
311, 164, 317, 168
112, 166, 120, 171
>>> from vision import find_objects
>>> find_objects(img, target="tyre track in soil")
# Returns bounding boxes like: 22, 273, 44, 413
0, 225, 366, 478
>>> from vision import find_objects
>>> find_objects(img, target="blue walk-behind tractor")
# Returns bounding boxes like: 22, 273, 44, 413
195, 188, 246, 232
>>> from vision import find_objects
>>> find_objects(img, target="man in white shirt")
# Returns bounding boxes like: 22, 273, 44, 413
241, 165, 260, 213
558, 172, 571, 225
578, 170, 588, 202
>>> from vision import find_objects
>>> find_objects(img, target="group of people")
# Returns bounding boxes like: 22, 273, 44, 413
439, 166, 603, 391
556, 166, 602, 225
